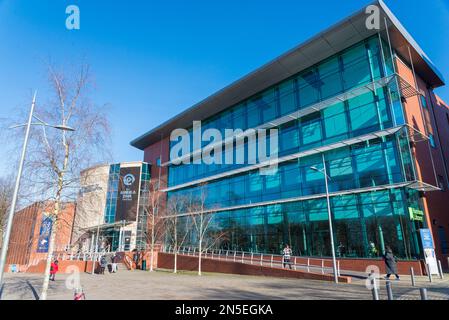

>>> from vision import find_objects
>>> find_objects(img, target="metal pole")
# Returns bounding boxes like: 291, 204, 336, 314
425, 264, 433, 283
420, 288, 428, 300
438, 260, 444, 279
410, 267, 416, 287
0, 92, 37, 289
386, 281, 394, 300
371, 278, 379, 300
322, 153, 338, 284
92, 218, 101, 275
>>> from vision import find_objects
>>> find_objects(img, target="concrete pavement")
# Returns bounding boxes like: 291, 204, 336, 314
1, 269, 448, 300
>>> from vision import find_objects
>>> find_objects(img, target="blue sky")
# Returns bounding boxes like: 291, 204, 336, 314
0, 0, 448, 176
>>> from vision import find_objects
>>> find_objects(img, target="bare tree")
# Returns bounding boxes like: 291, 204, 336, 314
144, 178, 167, 272
187, 185, 227, 276
4, 62, 111, 300
0, 176, 14, 250
165, 195, 191, 274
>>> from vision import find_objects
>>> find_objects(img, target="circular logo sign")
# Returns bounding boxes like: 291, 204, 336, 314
123, 174, 135, 186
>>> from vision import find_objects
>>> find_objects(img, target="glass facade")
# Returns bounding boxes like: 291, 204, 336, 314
175, 188, 422, 259
103, 162, 151, 251
163, 36, 427, 259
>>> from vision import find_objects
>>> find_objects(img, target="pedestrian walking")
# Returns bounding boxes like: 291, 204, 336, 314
133, 250, 140, 269
383, 246, 400, 280
100, 255, 107, 274
50, 260, 59, 281
282, 244, 293, 270
111, 253, 118, 273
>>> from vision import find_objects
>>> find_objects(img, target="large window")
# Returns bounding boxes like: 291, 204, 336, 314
176, 188, 423, 259
168, 36, 390, 187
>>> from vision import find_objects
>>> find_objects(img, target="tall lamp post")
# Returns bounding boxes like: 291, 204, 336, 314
311, 153, 339, 284
0, 91, 75, 292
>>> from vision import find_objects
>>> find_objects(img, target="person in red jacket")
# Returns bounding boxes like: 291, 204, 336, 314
50, 260, 59, 281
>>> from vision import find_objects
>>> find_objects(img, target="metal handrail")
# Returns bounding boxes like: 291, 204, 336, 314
163, 245, 341, 276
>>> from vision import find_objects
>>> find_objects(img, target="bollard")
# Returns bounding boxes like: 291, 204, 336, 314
233, 251, 236, 262
420, 288, 428, 300
371, 278, 379, 300
410, 267, 416, 287
251, 253, 253, 265
270, 255, 273, 268
386, 281, 394, 300
294, 257, 297, 271
337, 261, 340, 277
321, 260, 324, 274
241, 252, 244, 263
438, 260, 444, 279
307, 258, 310, 272
260, 254, 263, 266
425, 264, 433, 283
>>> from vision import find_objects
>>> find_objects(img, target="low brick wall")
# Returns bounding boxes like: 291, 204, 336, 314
13, 260, 96, 274
157, 252, 352, 283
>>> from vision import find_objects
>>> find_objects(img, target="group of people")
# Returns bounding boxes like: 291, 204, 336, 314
98, 253, 119, 274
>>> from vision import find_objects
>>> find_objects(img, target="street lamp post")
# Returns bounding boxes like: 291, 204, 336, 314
0, 91, 75, 293
311, 153, 339, 284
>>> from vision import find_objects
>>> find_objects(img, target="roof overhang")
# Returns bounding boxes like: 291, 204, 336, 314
131, 0, 445, 150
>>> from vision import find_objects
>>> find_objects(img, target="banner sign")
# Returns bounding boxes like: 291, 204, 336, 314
115, 166, 141, 222
420, 228, 439, 275
37, 215, 53, 253
420, 228, 434, 249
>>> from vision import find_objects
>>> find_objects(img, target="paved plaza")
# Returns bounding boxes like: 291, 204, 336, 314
1, 269, 448, 300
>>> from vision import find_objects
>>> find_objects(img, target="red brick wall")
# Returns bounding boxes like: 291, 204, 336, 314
395, 57, 449, 268
144, 136, 170, 190
157, 252, 352, 283
25, 259, 95, 274
6, 202, 76, 266
6, 203, 41, 265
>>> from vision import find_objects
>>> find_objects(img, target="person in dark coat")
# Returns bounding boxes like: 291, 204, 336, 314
383, 246, 400, 280
100, 256, 107, 274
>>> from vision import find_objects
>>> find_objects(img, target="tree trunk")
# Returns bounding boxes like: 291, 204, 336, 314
40, 199, 60, 300
198, 241, 202, 276
174, 248, 177, 274
150, 210, 155, 272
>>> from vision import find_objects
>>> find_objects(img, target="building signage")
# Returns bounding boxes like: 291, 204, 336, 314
419, 229, 439, 275
37, 215, 53, 253
408, 207, 424, 221
115, 166, 141, 222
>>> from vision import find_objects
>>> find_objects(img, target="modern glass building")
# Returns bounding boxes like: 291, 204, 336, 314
72, 161, 151, 252
131, 1, 449, 262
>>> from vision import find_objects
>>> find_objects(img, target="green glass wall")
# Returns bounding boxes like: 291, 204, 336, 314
174, 188, 423, 259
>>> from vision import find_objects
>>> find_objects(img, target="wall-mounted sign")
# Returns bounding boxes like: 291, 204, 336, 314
420, 228, 439, 275
409, 207, 424, 222
115, 166, 141, 222
37, 215, 53, 253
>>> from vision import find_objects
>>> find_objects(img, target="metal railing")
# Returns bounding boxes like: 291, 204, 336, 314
162, 245, 341, 276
